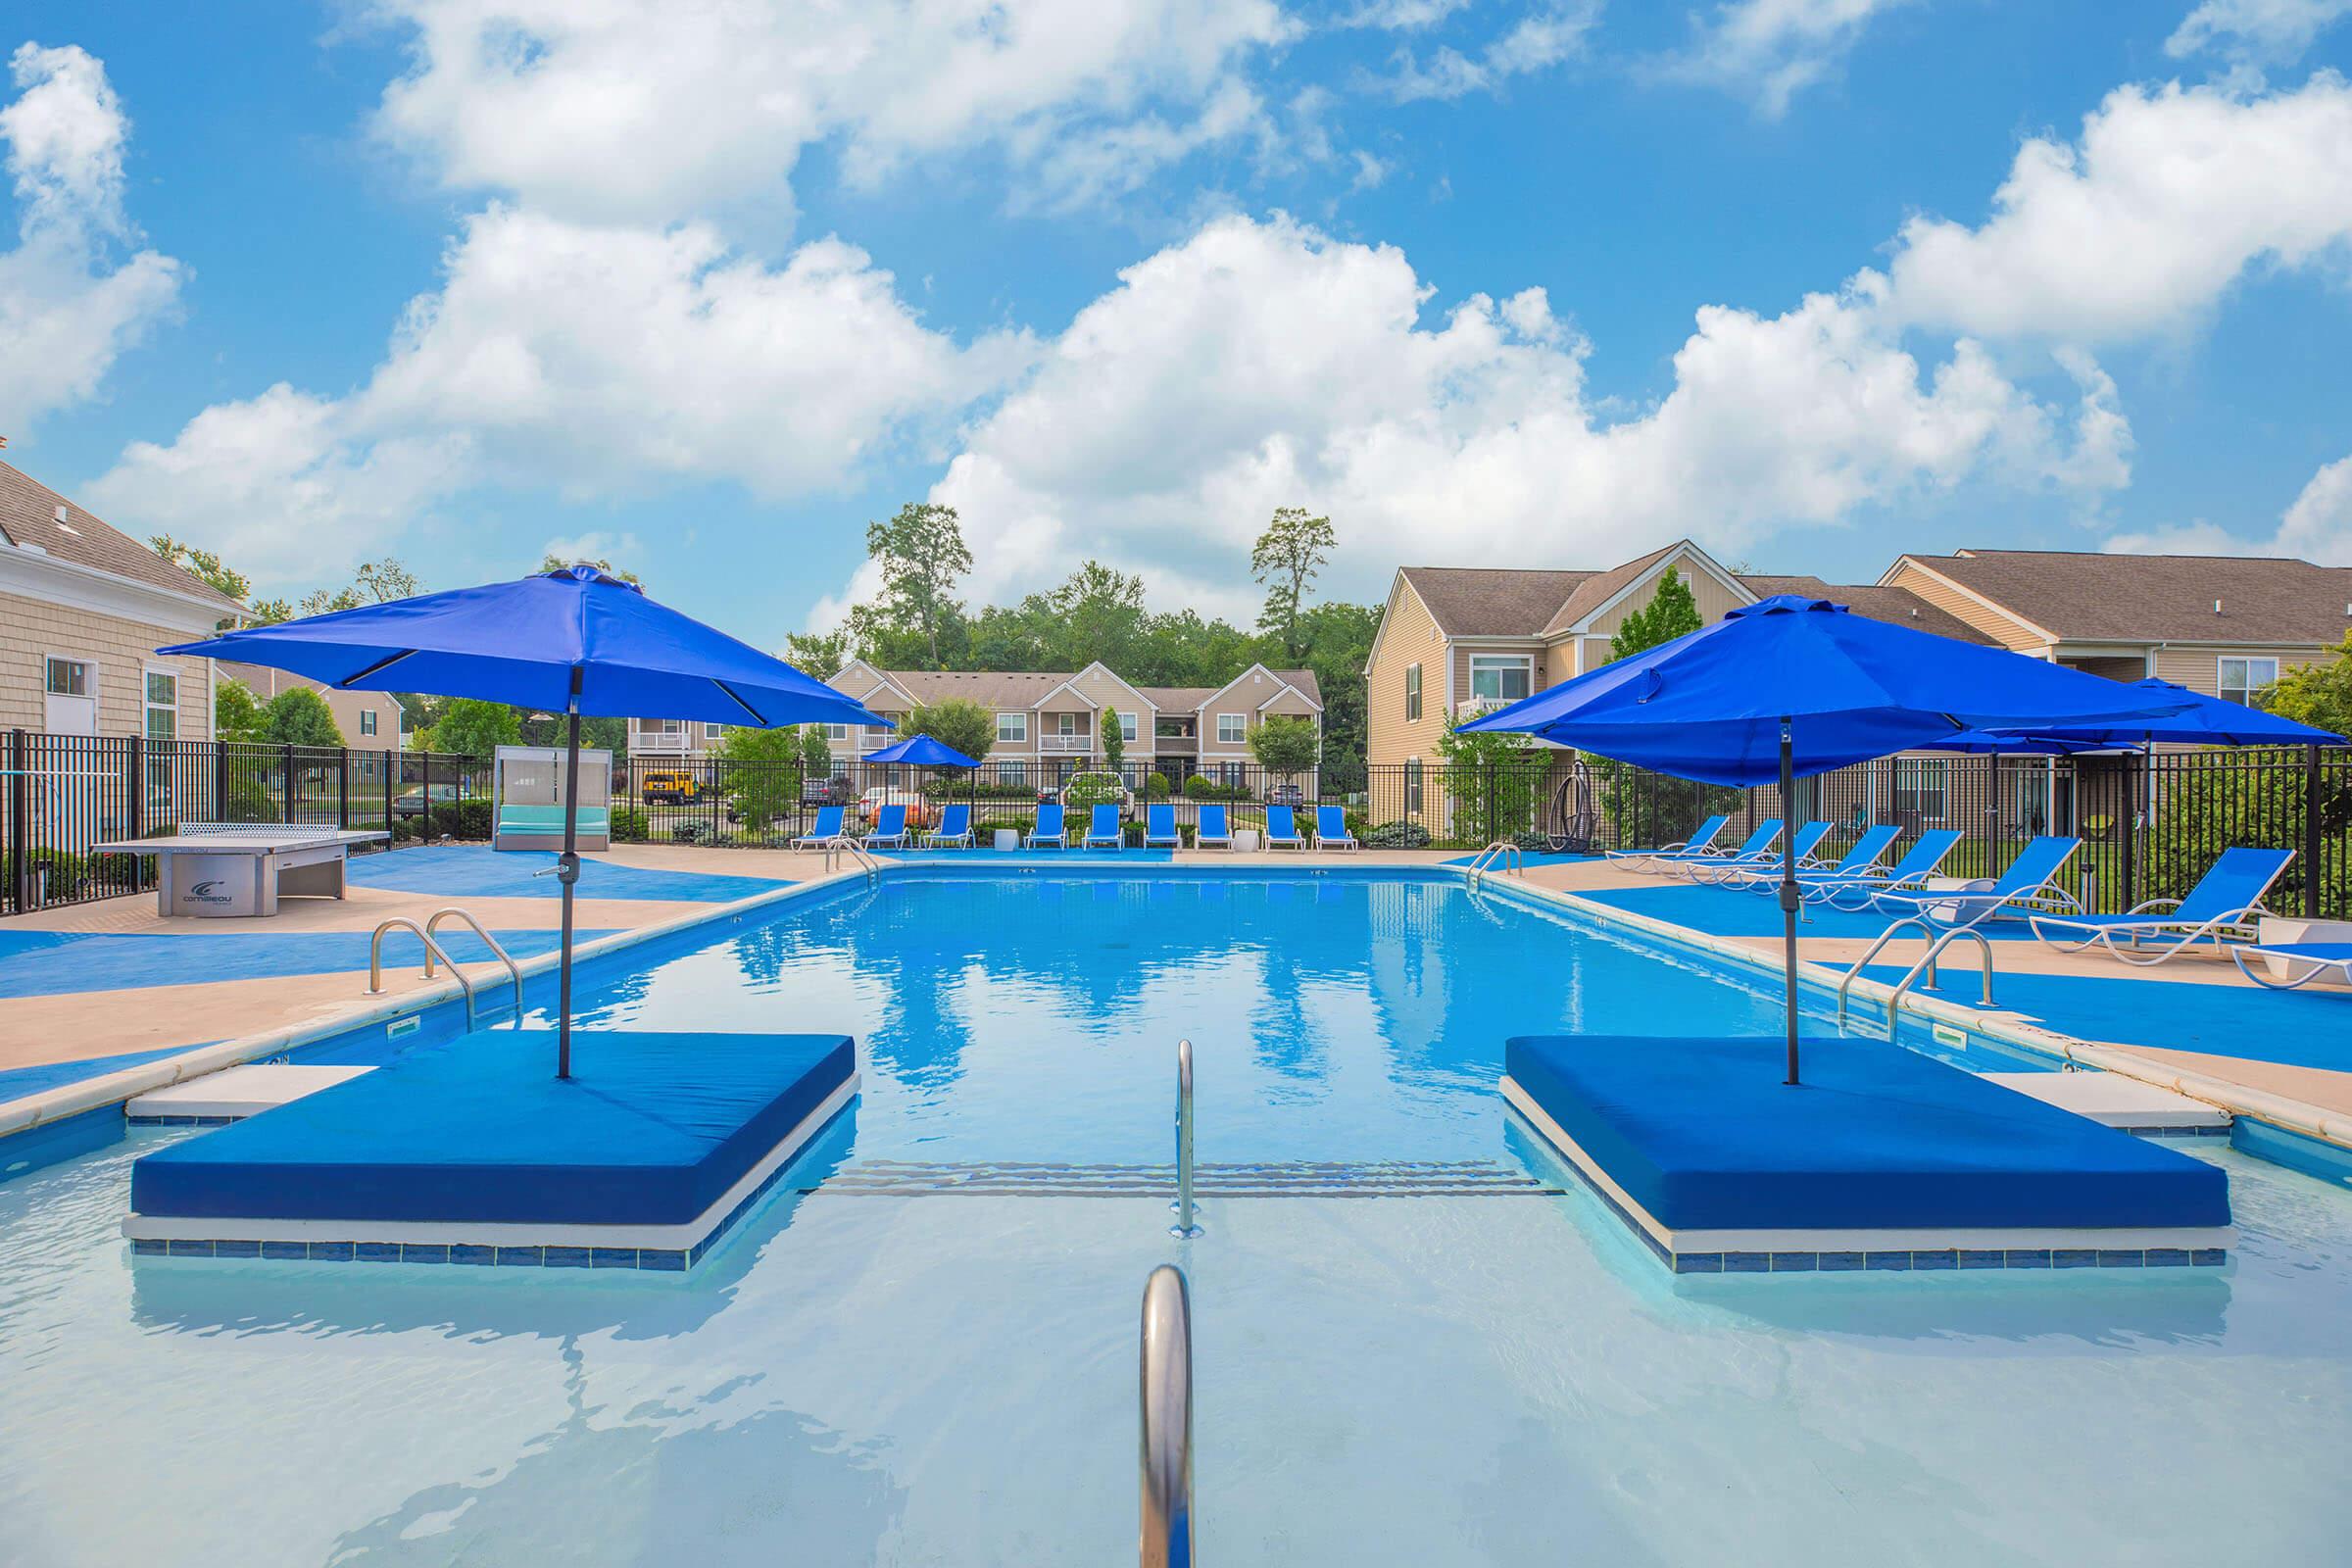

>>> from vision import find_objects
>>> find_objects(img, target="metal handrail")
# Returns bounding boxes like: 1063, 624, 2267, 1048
1835, 916, 1933, 1027
423, 906, 525, 1023
823, 834, 880, 884
1171, 1039, 1200, 1239
1465, 840, 1523, 889
368, 916, 483, 1031
1140, 1264, 1194, 1568
1882, 927, 1995, 1027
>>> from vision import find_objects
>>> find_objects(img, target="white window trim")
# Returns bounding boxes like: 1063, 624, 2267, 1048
1116, 711, 1140, 744
1404, 662, 1422, 722
1214, 712, 1247, 745
2218, 655, 2278, 707
141, 662, 178, 740
45, 652, 96, 700
996, 711, 1028, 743
1467, 653, 1534, 704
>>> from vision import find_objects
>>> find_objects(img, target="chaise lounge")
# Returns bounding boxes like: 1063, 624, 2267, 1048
2031, 847, 2293, 965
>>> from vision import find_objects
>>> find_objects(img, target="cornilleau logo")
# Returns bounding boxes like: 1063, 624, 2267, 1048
182, 879, 232, 906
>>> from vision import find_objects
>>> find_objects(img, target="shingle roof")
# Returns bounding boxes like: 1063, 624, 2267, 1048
1542, 544, 1683, 636
1738, 575, 1997, 645
1396, 566, 1592, 636
1906, 550, 2352, 646
0, 459, 247, 614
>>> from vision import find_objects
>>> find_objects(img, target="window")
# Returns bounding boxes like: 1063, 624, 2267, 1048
1118, 711, 1139, 744
45, 657, 90, 697
1000, 760, 1026, 787
360, 709, 378, 737
2219, 657, 2279, 709
705, 722, 728, 740
1216, 713, 1246, 745
1892, 759, 1947, 822
1468, 655, 1532, 703
1056, 711, 1080, 736
1404, 662, 1422, 722
823, 723, 850, 742
648, 718, 683, 735
142, 668, 177, 741
997, 710, 1027, 744
1404, 757, 1423, 815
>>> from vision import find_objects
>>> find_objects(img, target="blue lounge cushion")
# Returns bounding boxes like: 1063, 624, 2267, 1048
131, 1031, 853, 1227
1505, 1036, 2229, 1232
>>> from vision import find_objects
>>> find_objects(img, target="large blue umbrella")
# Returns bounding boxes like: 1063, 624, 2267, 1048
1461, 595, 2197, 1082
162, 564, 889, 1076
1973, 677, 2344, 750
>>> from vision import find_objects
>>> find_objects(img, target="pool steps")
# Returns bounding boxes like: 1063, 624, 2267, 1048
125, 1064, 373, 1125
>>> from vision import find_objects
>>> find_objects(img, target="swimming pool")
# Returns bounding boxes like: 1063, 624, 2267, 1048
4, 867, 2349, 1563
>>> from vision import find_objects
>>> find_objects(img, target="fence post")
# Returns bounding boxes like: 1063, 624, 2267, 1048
280, 744, 296, 824
7, 729, 24, 914
339, 748, 351, 830
127, 734, 145, 842
2305, 743, 2324, 921
421, 751, 434, 840
215, 742, 229, 822
2121, 752, 2138, 910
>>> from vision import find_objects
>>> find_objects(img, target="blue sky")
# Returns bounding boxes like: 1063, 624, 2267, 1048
4, 1, 2350, 647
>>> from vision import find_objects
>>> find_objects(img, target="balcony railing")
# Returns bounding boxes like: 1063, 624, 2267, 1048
632, 731, 695, 754
1041, 734, 1093, 755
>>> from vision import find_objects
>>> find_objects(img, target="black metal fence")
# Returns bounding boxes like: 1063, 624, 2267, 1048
9, 734, 2348, 922
2, 732, 485, 914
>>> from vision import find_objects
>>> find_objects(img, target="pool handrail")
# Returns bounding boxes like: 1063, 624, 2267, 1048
368, 916, 487, 1031
1172, 1038, 1200, 1239
1139, 1264, 1194, 1568
421, 906, 525, 1023
1466, 840, 1522, 889
1833, 916, 1995, 1030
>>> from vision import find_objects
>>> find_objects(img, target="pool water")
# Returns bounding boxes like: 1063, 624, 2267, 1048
3, 869, 2349, 1565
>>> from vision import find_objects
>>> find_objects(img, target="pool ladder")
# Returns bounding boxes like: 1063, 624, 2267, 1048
1140, 1263, 1194, 1568
821, 834, 881, 885
1171, 1039, 1200, 1239
368, 907, 525, 1029
1464, 840, 1524, 890
1834, 917, 1995, 1034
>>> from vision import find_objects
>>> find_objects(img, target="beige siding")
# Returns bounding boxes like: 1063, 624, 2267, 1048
2150, 645, 2328, 699
1583, 562, 1747, 638
1068, 667, 1154, 755
1447, 641, 1544, 715
1544, 641, 1577, 687
220, 662, 400, 748
2, 590, 214, 740
1257, 687, 1318, 718
1196, 667, 1302, 759
1883, 562, 2047, 652
1367, 577, 1450, 766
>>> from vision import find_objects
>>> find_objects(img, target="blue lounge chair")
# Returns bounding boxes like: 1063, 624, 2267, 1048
1264, 805, 1306, 850
1672, 819, 1793, 884
791, 804, 845, 850
1603, 813, 1730, 872
2231, 942, 2352, 992
1083, 803, 1124, 849
1722, 823, 1900, 893
1816, 829, 1963, 908
1144, 803, 1182, 848
1875, 835, 2082, 928
864, 804, 910, 850
1196, 803, 1233, 850
1313, 805, 1357, 851
1685, 819, 1830, 884
923, 802, 973, 850
1027, 802, 1067, 849
2032, 847, 2293, 965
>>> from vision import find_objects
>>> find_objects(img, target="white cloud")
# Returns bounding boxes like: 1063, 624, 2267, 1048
1880, 75, 2352, 343
2106, 452, 2352, 564
0, 43, 180, 434
1337, 0, 1475, 27
1376, 2, 1597, 102
89, 206, 1033, 585
1659, 0, 1918, 118
2167, 0, 2352, 70
890, 214, 2121, 622
367, 0, 1296, 222
539, 529, 645, 571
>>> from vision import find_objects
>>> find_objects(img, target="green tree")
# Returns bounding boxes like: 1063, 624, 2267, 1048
258, 688, 344, 748
425, 698, 522, 759
855, 502, 971, 667
1250, 506, 1337, 662
784, 627, 851, 677
1041, 561, 1148, 669
1607, 565, 1703, 662
1294, 600, 1377, 787
539, 552, 642, 585
1248, 714, 1320, 784
149, 535, 252, 606
799, 723, 833, 771
714, 725, 803, 831
1435, 717, 1544, 846
215, 678, 264, 742
900, 699, 994, 763
1597, 566, 1727, 849
2267, 633, 2352, 736
1102, 705, 1126, 774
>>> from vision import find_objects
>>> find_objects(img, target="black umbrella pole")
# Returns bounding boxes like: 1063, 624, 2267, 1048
558, 704, 581, 1080
1780, 722, 1800, 1086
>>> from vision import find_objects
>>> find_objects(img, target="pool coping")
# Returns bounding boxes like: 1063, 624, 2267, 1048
8, 857, 2348, 1181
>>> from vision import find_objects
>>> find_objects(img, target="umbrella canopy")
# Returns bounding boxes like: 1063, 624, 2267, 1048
1462, 595, 2200, 1085
161, 565, 891, 1078
863, 733, 980, 768
1973, 677, 2345, 750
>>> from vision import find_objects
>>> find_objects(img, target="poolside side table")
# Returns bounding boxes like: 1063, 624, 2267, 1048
993, 828, 1020, 852
1233, 829, 1261, 852
2256, 917, 2352, 984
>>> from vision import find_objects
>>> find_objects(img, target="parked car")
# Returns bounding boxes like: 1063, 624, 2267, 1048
801, 773, 855, 806
858, 786, 935, 830
640, 770, 705, 806
391, 781, 479, 818
1054, 772, 1133, 812
1266, 782, 1306, 808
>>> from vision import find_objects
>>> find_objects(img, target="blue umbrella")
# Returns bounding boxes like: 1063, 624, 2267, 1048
862, 734, 980, 767
1461, 595, 2196, 1082
1973, 677, 2344, 750
162, 564, 889, 1076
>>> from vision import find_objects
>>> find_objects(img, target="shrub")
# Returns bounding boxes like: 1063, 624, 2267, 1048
1183, 774, 1251, 803
1146, 772, 1170, 801
444, 799, 494, 840
611, 806, 649, 843
222, 782, 279, 823
28, 849, 88, 901
1362, 820, 1433, 850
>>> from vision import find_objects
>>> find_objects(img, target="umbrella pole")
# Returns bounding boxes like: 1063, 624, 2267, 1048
557, 684, 582, 1080
1780, 719, 1800, 1086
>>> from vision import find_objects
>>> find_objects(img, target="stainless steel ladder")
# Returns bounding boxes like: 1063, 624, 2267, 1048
1835, 917, 1996, 1032
368, 910, 520, 1031
822, 834, 881, 885
1140, 1263, 1193, 1568
1464, 840, 1524, 889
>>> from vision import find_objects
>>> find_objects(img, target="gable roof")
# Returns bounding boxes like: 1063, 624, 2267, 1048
1396, 566, 1592, 637
1896, 550, 2352, 646
1541, 543, 1688, 636
0, 459, 246, 614
1737, 576, 1998, 645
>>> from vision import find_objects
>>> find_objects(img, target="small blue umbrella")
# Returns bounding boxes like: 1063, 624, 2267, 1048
163, 565, 889, 1076
1461, 595, 2197, 1082
862, 734, 980, 767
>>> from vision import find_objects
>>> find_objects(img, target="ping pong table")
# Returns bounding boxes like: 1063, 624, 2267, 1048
92, 823, 391, 918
